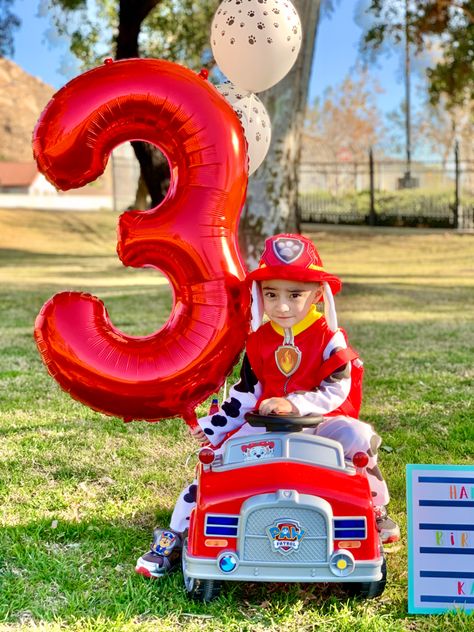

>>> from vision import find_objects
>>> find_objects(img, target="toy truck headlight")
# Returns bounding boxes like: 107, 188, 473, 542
352, 451, 369, 469
217, 552, 239, 574
329, 550, 355, 577
198, 447, 215, 465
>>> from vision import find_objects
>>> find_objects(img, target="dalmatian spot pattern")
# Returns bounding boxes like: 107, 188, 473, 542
367, 433, 382, 457
210, 414, 228, 427
366, 465, 384, 482
222, 397, 242, 418
183, 484, 197, 503
234, 355, 259, 395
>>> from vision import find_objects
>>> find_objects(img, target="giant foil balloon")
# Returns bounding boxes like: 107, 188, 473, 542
216, 83, 271, 175
211, 0, 302, 93
33, 58, 250, 425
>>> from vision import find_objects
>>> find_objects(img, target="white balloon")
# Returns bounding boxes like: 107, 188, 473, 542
216, 83, 272, 175
211, 0, 302, 93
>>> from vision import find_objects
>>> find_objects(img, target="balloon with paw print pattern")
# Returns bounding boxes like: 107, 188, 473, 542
211, 0, 302, 93
216, 82, 271, 174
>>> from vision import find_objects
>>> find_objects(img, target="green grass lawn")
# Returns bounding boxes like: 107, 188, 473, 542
0, 208, 473, 631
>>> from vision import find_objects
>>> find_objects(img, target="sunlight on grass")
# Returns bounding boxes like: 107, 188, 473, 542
1, 209, 473, 630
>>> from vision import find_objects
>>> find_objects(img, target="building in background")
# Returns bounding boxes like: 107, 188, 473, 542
0, 58, 138, 212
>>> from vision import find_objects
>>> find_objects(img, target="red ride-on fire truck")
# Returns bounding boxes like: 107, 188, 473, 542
181, 412, 386, 602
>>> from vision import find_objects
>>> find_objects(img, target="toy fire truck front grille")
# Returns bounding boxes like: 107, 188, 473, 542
242, 506, 328, 563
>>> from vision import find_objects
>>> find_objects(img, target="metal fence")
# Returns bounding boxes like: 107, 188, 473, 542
298, 145, 474, 230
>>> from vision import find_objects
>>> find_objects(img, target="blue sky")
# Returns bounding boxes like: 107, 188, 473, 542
11, 0, 421, 120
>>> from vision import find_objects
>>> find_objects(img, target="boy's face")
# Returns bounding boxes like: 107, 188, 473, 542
261, 279, 322, 329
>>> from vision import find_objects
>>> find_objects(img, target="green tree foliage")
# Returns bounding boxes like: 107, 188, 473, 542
361, 0, 474, 107
47, 0, 219, 71
45, 0, 219, 207
0, 0, 21, 57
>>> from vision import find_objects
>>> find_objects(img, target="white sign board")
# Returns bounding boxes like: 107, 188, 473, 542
407, 464, 474, 614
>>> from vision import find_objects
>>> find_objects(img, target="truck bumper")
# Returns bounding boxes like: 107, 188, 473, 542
183, 549, 384, 583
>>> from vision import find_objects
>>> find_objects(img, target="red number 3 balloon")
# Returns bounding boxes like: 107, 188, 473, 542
33, 59, 250, 425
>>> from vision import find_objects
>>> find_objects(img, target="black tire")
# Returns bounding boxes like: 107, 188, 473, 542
181, 539, 222, 602
342, 556, 387, 599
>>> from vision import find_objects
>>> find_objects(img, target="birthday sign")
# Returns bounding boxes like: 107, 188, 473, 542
407, 464, 474, 614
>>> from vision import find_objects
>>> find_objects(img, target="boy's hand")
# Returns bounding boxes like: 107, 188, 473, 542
259, 397, 298, 415
189, 425, 210, 445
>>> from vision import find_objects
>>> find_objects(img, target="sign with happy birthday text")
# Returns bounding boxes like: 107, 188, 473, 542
407, 464, 474, 614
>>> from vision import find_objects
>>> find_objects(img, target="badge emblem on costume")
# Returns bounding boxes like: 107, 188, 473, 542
266, 519, 305, 555
272, 237, 304, 264
275, 344, 301, 376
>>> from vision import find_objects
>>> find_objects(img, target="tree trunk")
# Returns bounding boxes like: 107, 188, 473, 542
115, 0, 170, 209
240, 0, 321, 267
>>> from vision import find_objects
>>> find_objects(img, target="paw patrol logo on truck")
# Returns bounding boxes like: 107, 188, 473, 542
266, 519, 305, 554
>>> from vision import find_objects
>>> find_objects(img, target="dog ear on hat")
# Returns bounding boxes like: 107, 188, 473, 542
323, 282, 338, 332
251, 281, 264, 332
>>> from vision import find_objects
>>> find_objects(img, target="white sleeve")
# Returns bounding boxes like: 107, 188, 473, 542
286, 330, 351, 416
197, 354, 263, 446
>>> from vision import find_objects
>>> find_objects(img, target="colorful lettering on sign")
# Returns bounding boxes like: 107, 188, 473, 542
457, 582, 474, 595
434, 531, 470, 547
449, 485, 473, 499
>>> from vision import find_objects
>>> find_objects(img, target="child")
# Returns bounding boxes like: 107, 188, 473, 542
135, 234, 400, 579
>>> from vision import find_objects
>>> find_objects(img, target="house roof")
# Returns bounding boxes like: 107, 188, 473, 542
0, 162, 38, 187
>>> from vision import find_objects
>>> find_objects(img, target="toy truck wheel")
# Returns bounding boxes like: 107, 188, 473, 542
182, 539, 222, 602
342, 556, 387, 599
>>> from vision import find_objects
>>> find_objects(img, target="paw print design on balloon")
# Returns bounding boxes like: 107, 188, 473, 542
211, 0, 302, 93
216, 82, 272, 174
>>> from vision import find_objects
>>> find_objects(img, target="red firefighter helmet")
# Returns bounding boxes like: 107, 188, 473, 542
247, 234, 342, 296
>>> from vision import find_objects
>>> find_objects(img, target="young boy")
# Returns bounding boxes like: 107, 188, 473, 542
136, 234, 400, 579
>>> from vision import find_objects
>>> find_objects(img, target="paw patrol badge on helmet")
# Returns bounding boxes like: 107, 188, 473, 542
247, 234, 342, 296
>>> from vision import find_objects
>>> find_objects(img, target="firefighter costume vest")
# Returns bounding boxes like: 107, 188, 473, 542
246, 306, 363, 419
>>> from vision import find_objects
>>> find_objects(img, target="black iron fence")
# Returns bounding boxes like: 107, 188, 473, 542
298, 144, 474, 229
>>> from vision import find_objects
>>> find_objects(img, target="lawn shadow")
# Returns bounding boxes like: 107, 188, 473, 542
0, 514, 391, 626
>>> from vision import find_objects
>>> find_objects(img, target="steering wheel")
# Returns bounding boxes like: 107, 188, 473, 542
245, 411, 324, 432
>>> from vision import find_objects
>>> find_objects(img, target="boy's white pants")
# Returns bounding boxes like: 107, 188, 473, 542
170, 416, 389, 533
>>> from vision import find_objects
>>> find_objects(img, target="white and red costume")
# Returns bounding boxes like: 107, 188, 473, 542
169, 235, 390, 534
